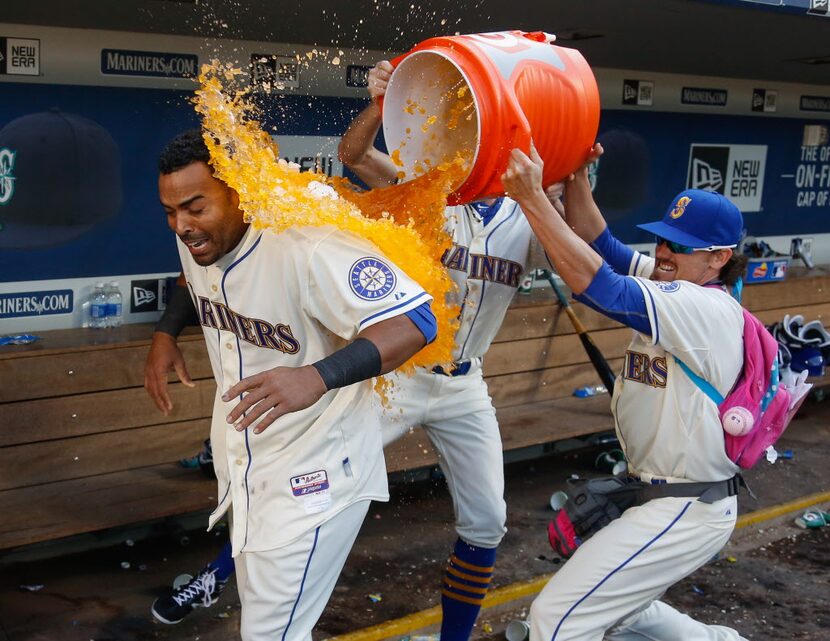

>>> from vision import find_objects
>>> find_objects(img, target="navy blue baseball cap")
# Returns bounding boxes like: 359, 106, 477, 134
0, 109, 122, 249
637, 189, 743, 249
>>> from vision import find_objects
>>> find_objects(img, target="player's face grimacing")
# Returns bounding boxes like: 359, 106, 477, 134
159, 161, 248, 266
653, 241, 732, 286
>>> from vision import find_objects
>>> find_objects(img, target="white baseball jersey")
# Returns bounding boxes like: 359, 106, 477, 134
381, 198, 547, 549
528, 251, 748, 641
177, 224, 430, 555
441, 197, 547, 361
530, 252, 745, 641
613, 252, 744, 482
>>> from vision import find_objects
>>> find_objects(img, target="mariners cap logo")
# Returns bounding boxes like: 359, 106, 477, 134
669, 195, 691, 219
0, 148, 16, 205
350, 257, 396, 301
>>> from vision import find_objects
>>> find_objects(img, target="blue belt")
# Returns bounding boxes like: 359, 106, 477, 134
432, 360, 473, 377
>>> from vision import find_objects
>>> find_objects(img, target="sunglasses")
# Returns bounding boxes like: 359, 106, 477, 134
655, 236, 735, 254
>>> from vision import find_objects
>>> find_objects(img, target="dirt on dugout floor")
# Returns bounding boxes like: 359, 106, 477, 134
1, 398, 829, 641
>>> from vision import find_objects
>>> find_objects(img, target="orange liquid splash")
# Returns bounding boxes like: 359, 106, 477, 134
193, 60, 461, 370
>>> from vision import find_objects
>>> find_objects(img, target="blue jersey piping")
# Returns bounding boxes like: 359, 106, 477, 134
219, 233, 262, 552
459, 201, 519, 359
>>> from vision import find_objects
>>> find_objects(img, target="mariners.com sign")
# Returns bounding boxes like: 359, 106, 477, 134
101, 48, 198, 78
687, 144, 768, 212
0, 290, 73, 319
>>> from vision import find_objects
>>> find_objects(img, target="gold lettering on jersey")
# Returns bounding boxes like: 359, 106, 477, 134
276, 324, 300, 354
443, 244, 523, 288
197, 296, 300, 353
442, 244, 469, 272
212, 301, 235, 332
199, 297, 219, 329
234, 314, 256, 345
623, 350, 668, 388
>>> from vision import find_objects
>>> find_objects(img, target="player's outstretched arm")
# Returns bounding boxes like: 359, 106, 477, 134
143, 273, 197, 415
337, 60, 399, 188
222, 313, 427, 434
561, 143, 607, 244
502, 144, 601, 295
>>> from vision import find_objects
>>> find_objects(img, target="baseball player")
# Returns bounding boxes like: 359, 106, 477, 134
502, 143, 749, 640
337, 61, 551, 641
151, 129, 437, 641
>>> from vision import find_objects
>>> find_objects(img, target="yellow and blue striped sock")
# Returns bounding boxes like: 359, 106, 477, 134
440, 539, 496, 641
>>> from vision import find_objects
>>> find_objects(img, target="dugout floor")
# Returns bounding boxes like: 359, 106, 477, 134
2, 396, 830, 641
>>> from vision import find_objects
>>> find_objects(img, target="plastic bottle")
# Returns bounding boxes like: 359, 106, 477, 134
90, 282, 107, 329
573, 384, 608, 398
106, 280, 123, 327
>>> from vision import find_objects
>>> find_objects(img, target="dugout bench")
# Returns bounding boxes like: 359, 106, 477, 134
1, 267, 828, 552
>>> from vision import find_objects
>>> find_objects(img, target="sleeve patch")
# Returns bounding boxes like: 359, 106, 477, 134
349, 257, 397, 301
654, 281, 681, 293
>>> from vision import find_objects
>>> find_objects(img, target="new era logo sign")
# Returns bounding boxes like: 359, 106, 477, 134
131, 279, 162, 313
250, 54, 300, 91
752, 89, 777, 113
622, 79, 653, 106
133, 287, 156, 307
0, 38, 40, 76
809, 0, 828, 14
687, 144, 767, 211
690, 157, 724, 192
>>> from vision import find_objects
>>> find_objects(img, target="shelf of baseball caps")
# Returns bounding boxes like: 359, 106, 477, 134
0, 266, 828, 550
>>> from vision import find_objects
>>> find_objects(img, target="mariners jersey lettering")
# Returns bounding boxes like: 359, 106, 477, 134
176, 224, 430, 554
196, 296, 301, 353
613, 272, 744, 483
442, 244, 525, 288
443, 198, 545, 360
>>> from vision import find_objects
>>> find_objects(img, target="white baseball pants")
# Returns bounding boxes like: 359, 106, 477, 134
382, 363, 507, 548
234, 500, 370, 641
529, 495, 748, 641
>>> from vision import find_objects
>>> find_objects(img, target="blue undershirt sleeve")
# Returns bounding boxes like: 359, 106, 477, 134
590, 227, 636, 275
573, 262, 652, 336
404, 301, 438, 344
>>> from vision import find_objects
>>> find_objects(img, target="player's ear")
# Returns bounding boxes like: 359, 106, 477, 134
710, 248, 733, 270
227, 186, 241, 211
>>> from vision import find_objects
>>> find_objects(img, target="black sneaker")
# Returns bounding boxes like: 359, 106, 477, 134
198, 439, 216, 479
151, 566, 226, 624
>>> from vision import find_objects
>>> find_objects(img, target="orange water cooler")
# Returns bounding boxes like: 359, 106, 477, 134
382, 30, 601, 205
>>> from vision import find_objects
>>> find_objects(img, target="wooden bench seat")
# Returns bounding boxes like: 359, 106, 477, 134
1, 266, 828, 551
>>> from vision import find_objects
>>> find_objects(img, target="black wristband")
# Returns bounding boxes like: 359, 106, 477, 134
311, 337, 382, 391
155, 285, 199, 337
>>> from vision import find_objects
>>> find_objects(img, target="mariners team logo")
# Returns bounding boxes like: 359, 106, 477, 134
0, 148, 16, 205
669, 196, 692, 219
654, 281, 680, 292
350, 257, 396, 300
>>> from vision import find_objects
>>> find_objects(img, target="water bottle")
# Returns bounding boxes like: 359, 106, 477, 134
106, 280, 123, 327
90, 282, 107, 329
573, 384, 607, 398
